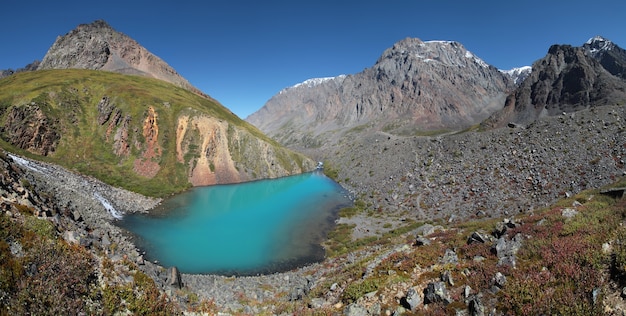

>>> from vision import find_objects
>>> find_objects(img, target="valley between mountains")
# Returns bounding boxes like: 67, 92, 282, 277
2, 20, 626, 315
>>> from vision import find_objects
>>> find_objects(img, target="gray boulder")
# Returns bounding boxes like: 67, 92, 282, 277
492, 218, 519, 238
415, 223, 436, 236
401, 287, 422, 310
467, 231, 492, 244
167, 266, 182, 289
441, 248, 459, 265
423, 282, 451, 305
468, 295, 485, 316
561, 208, 579, 219
63, 230, 80, 244
309, 298, 328, 309
492, 233, 523, 267
289, 287, 306, 301
441, 270, 454, 286
344, 303, 368, 316
493, 272, 507, 289
415, 236, 431, 246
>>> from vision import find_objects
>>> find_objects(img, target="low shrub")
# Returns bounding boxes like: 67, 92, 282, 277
342, 278, 380, 303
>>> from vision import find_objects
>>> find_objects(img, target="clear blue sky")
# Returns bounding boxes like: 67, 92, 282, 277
1, 0, 625, 119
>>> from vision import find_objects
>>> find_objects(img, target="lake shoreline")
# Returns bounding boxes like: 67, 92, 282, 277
7, 153, 355, 312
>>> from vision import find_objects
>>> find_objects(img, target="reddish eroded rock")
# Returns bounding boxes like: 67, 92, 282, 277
180, 115, 241, 186
113, 115, 131, 157
133, 106, 161, 178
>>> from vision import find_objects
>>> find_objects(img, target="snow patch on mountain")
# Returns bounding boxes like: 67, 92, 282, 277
584, 35, 615, 56
500, 66, 532, 85
464, 50, 490, 68
280, 75, 346, 94
411, 40, 490, 68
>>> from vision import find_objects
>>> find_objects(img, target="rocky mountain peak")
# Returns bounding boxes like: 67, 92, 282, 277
584, 35, 616, 55
79, 19, 113, 31
247, 37, 511, 147
37, 20, 204, 95
377, 37, 490, 69
483, 40, 626, 128
583, 35, 626, 80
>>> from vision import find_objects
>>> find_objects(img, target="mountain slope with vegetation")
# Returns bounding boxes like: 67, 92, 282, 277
0, 69, 313, 197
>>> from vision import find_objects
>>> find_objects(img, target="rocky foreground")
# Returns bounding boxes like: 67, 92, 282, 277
0, 150, 322, 313
1, 103, 626, 315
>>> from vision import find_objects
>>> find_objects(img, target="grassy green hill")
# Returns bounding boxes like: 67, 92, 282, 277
0, 69, 313, 197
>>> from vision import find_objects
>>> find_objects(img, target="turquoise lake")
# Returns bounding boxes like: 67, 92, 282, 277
117, 171, 352, 275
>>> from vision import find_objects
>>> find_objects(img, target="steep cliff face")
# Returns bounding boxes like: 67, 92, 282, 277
247, 38, 512, 147
174, 114, 306, 186
37, 20, 204, 96
0, 70, 314, 197
484, 39, 626, 128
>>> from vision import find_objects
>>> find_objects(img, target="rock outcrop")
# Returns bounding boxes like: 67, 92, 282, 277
247, 37, 513, 147
133, 106, 162, 178
0, 61, 40, 79
37, 20, 204, 96
1, 103, 59, 155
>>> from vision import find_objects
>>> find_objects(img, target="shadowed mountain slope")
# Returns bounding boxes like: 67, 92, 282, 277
484, 37, 626, 128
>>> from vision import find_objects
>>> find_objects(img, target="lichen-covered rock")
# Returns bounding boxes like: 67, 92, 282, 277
468, 294, 485, 316
441, 248, 459, 265
493, 233, 523, 267
344, 303, 368, 316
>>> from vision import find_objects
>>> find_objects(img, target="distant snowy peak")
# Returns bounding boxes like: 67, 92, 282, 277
501, 66, 532, 76
585, 35, 612, 46
584, 35, 616, 56
280, 75, 346, 94
582, 35, 626, 80
500, 66, 532, 85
